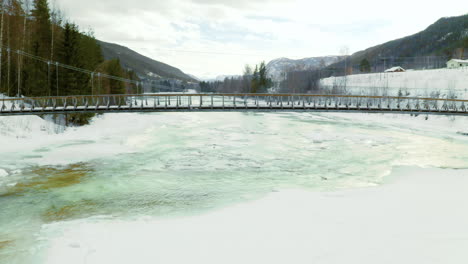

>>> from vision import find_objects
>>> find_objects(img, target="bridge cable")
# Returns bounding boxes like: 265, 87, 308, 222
91, 72, 94, 95
56, 62, 59, 96
17, 51, 20, 96
0, 0, 4, 97
14, 49, 139, 85
7, 47, 9, 97
47, 61, 51, 96
0, 45, 140, 97
6, 5, 10, 98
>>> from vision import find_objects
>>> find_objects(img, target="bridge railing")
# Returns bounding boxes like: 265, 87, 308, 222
0, 93, 467, 114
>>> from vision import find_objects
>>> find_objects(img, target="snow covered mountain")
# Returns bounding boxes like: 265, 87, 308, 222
201, 75, 242, 82
267, 56, 346, 81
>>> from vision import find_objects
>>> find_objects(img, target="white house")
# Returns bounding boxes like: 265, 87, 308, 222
384, 66, 405, 73
447, 59, 468, 69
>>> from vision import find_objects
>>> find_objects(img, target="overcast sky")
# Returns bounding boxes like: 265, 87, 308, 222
56, 0, 466, 79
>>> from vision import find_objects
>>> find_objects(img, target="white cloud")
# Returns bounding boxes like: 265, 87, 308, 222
56, 0, 467, 79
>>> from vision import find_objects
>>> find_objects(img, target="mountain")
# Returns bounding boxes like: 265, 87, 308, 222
187, 74, 201, 82
267, 56, 346, 81
333, 14, 468, 72
98, 40, 198, 82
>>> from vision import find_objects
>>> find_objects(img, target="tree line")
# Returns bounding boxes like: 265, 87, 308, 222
0, 0, 139, 98
199, 61, 272, 93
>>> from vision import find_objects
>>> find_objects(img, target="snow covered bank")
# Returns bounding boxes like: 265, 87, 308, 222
39, 166, 468, 264
0, 94, 66, 137
2, 110, 468, 263
0, 113, 156, 168
320, 67, 468, 97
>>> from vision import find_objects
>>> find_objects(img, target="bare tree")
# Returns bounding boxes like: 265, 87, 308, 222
242, 64, 252, 93
339, 45, 350, 93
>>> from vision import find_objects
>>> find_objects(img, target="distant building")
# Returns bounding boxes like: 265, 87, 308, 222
447, 59, 468, 69
385, 66, 406, 73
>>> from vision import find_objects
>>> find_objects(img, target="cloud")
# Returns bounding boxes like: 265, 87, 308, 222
190, 0, 284, 9
56, 0, 467, 78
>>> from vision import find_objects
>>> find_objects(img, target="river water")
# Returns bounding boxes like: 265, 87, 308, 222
1, 112, 468, 263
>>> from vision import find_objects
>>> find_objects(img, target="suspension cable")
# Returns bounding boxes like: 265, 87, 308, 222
47, 61, 51, 96
0, 0, 5, 95
13, 49, 138, 85
7, 47, 9, 96
0, 42, 140, 97
91, 72, 94, 95
6, 2, 9, 97
56, 62, 58, 96
17, 50, 20, 96
98, 72, 101, 94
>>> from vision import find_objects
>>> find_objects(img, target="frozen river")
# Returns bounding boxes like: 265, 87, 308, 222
1, 111, 468, 263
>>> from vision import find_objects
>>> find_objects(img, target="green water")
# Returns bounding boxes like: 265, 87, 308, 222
1, 112, 468, 263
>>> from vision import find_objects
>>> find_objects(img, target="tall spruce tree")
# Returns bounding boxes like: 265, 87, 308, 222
24, 0, 52, 96
251, 65, 259, 93
59, 22, 84, 95
106, 59, 125, 94
359, 59, 371, 73
79, 31, 103, 70
95, 59, 125, 94
250, 61, 271, 93
2, 0, 25, 96
258, 61, 270, 93
31, 0, 51, 57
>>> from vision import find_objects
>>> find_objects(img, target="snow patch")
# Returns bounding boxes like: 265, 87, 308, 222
438, 32, 453, 42
320, 68, 468, 98
0, 169, 8, 178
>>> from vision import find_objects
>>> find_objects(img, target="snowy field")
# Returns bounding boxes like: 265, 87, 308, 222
320, 67, 468, 98
1, 103, 468, 263
41, 167, 468, 264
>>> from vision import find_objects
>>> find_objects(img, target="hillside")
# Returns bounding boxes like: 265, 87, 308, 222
267, 56, 345, 81
320, 67, 468, 99
98, 41, 197, 82
356, 14, 468, 60
329, 14, 468, 73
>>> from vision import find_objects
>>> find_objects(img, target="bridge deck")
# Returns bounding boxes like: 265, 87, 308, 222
1, 94, 467, 116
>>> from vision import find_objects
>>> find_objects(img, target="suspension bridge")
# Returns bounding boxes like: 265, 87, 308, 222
0, 45, 467, 117
0, 93, 467, 116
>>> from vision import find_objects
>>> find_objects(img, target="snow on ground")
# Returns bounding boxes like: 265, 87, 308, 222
320, 67, 468, 97
0, 94, 169, 170
40, 167, 468, 264
0, 113, 155, 168
1, 100, 468, 263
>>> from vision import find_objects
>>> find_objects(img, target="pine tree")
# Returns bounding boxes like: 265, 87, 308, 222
21, 0, 52, 96
3, 0, 25, 96
107, 59, 125, 94
31, 0, 51, 57
251, 65, 259, 93
126, 69, 139, 93
250, 61, 272, 93
360, 59, 371, 73
58, 22, 84, 95
461, 37, 468, 59
95, 59, 125, 94
258, 61, 270, 93
79, 30, 103, 70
